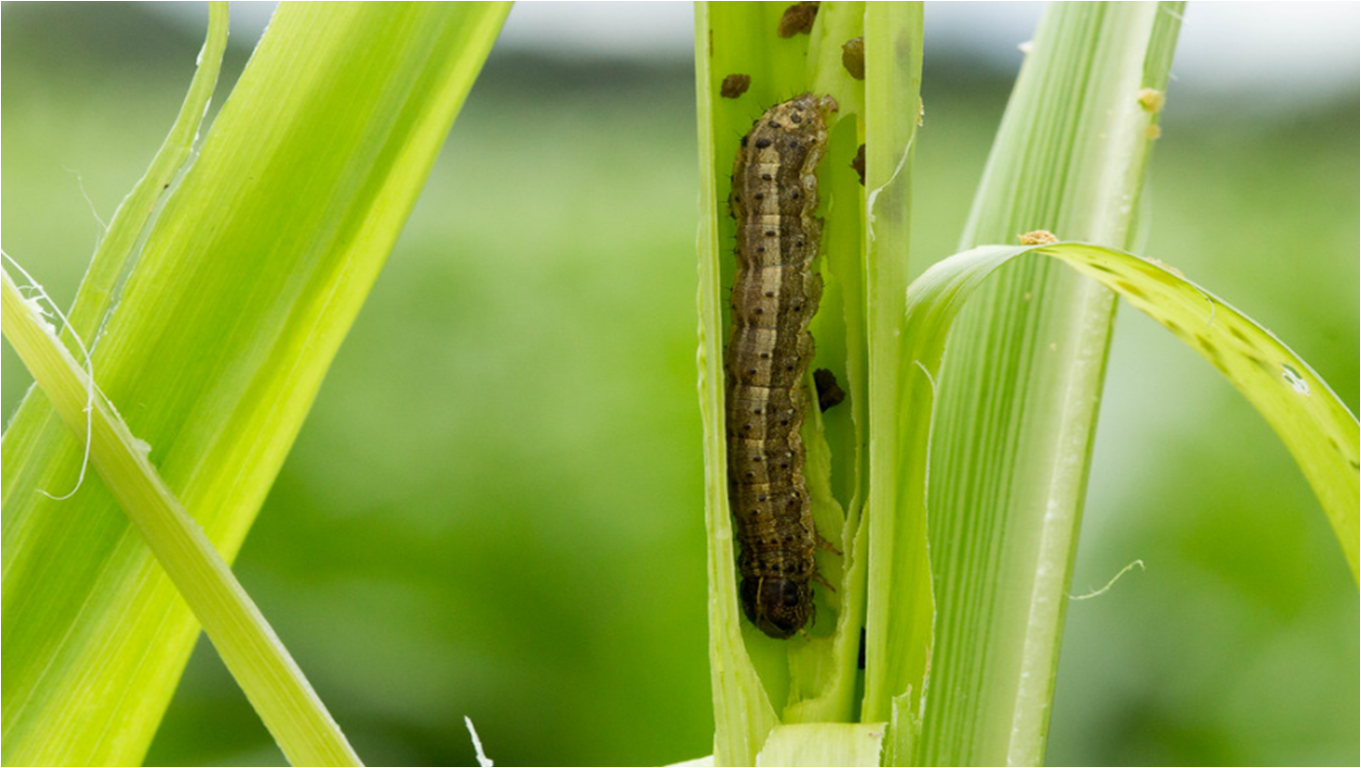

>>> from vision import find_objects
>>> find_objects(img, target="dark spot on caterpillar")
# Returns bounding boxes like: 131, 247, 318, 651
762, 173, 773, 181
852, 144, 866, 185
777, 1, 820, 37
754, 192, 765, 200
720, 73, 752, 99
842, 36, 865, 79
756, 137, 773, 149
815, 368, 846, 411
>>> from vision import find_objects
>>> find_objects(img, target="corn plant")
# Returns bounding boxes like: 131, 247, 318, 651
695, 2, 1355, 765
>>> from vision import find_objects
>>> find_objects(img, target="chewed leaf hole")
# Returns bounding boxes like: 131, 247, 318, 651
1280, 363, 1310, 395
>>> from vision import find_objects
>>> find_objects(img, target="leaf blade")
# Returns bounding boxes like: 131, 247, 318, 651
1, 4, 510, 763
897, 240, 1358, 763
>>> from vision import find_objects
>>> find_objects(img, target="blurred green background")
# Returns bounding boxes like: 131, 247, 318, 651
3, 3, 1356, 766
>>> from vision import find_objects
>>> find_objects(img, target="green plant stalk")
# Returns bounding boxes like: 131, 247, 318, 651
696, 6, 787, 761
696, 3, 921, 765
856, 4, 933, 761
1, 267, 360, 765
892, 4, 1184, 765
1, 3, 510, 764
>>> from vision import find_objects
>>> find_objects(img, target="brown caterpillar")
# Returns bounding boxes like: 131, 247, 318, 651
726, 93, 835, 639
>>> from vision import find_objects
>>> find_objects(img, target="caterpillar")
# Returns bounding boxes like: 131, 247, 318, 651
726, 93, 836, 639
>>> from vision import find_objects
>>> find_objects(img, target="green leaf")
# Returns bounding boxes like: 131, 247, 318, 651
891, 238, 1359, 759
1, 264, 360, 766
755, 722, 887, 766
875, 5, 1186, 765
1035, 243, 1355, 575
1, 3, 509, 764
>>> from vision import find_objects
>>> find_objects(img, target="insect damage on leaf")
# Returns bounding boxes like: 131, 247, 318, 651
814, 368, 845, 412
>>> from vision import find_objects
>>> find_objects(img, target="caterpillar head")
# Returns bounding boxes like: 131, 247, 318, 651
740, 576, 813, 639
